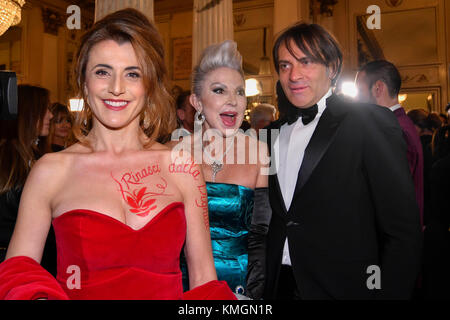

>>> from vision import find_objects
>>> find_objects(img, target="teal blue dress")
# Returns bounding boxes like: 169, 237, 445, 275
181, 182, 254, 295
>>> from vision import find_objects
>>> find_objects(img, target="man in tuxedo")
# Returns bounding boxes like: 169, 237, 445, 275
264, 22, 422, 300
355, 60, 424, 228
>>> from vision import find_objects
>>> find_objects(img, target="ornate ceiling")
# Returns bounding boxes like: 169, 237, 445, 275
71, 0, 251, 16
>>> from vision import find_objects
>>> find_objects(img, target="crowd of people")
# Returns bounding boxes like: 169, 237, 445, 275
0, 8, 448, 300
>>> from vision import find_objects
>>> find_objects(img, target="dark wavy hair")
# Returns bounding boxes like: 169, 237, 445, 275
0, 85, 50, 193
46, 102, 75, 151
358, 60, 401, 98
273, 22, 343, 86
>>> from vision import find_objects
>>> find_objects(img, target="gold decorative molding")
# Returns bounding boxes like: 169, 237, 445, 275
402, 74, 429, 84
234, 13, 246, 27
399, 66, 440, 88
155, 14, 171, 24
233, 0, 273, 12
41, 7, 64, 35
317, 0, 338, 17
385, 0, 403, 8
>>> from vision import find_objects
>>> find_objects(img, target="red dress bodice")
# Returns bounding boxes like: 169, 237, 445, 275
52, 202, 186, 300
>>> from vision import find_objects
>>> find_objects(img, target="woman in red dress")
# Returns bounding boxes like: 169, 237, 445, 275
0, 8, 234, 300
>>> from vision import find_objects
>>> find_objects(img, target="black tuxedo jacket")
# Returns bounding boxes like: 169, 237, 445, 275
264, 94, 423, 300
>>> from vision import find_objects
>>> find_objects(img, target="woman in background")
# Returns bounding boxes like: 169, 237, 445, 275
174, 40, 271, 299
47, 103, 74, 152
0, 85, 55, 275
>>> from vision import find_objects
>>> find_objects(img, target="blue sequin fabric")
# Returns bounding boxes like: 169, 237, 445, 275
181, 182, 254, 295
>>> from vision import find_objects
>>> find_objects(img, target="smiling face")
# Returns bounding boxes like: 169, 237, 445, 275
277, 40, 332, 109
84, 40, 146, 130
191, 67, 246, 136
53, 112, 72, 139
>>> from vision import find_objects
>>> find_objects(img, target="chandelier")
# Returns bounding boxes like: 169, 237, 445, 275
0, 0, 26, 36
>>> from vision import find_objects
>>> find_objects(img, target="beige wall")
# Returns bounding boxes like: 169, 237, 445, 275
41, 33, 61, 102
156, 11, 194, 91
338, 0, 447, 111
156, 0, 275, 96
23, 4, 44, 86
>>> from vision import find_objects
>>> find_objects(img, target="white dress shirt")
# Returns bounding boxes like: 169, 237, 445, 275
389, 104, 402, 112
274, 88, 332, 265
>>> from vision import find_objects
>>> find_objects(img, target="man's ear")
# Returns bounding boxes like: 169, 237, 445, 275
372, 80, 387, 97
189, 94, 202, 114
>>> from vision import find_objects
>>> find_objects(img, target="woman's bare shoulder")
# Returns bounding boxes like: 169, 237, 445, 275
59, 142, 92, 154
30, 143, 93, 184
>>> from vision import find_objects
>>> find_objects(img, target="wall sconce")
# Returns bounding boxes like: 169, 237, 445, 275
0, 0, 26, 36
398, 94, 407, 103
245, 78, 262, 124
245, 78, 262, 97
341, 81, 357, 98
69, 98, 84, 112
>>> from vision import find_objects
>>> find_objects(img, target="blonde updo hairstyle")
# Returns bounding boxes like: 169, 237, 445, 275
191, 40, 244, 99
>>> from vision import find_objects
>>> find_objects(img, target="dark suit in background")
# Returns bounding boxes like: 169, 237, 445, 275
393, 107, 424, 227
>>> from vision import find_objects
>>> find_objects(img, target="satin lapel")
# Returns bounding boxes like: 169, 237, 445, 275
267, 120, 288, 215
292, 96, 347, 199
270, 174, 288, 214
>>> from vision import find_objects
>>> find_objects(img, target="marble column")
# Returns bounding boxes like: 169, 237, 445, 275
192, 0, 233, 66
95, 0, 154, 22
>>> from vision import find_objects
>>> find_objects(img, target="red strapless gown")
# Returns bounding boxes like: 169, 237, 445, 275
0, 202, 235, 300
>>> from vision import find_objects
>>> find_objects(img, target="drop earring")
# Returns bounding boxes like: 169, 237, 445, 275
194, 110, 205, 126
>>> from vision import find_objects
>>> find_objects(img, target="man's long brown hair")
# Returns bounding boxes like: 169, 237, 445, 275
0, 85, 50, 193
273, 22, 343, 86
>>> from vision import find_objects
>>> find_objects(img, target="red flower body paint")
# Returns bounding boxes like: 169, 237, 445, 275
111, 167, 170, 217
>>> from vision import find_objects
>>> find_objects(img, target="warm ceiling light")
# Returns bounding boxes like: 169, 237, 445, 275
341, 81, 357, 98
398, 94, 407, 103
245, 78, 262, 97
0, 0, 26, 36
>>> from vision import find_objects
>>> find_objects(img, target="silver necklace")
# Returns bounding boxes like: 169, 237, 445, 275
203, 133, 236, 182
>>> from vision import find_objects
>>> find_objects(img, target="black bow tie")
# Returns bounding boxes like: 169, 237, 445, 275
285, 104, 318, 125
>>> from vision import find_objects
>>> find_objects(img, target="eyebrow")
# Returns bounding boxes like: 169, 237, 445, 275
278, 56, 315, 65
210, 82, 244, 90
210, 82, 227, 87
91, 64, 141, 71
